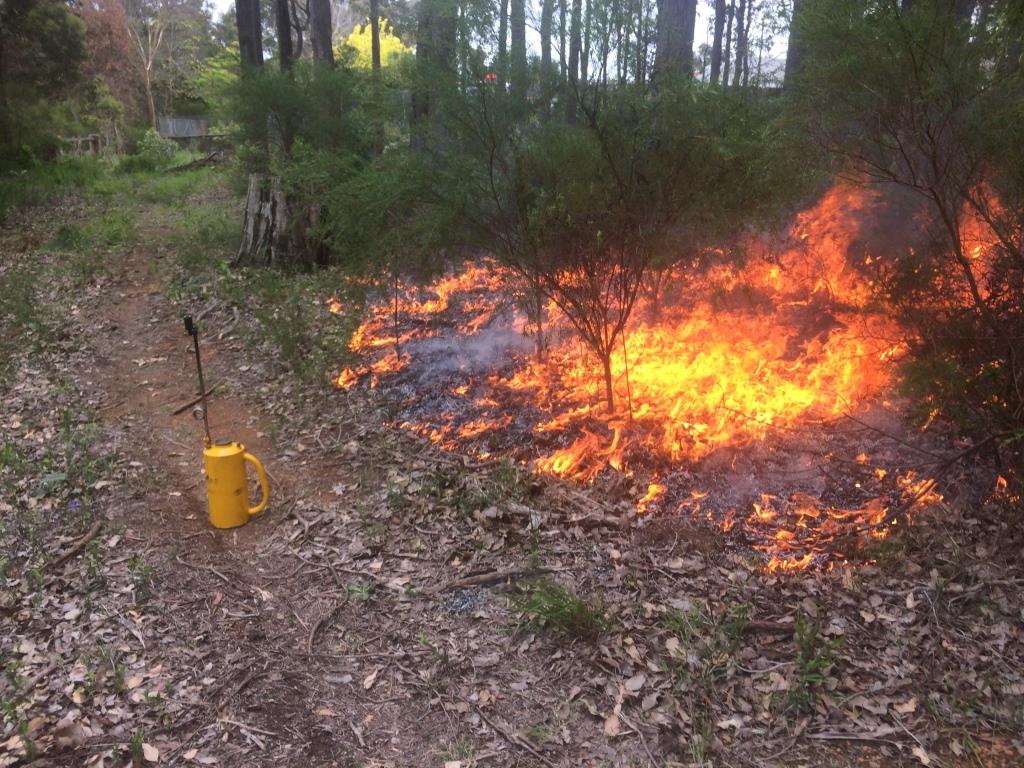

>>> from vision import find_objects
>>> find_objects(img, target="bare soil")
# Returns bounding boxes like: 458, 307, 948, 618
1, 178, 1022, 768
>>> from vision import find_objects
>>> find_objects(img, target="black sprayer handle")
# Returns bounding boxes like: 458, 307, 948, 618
183, 314, 212, 442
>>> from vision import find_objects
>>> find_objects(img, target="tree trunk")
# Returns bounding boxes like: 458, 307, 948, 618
601, 352, 615, 412
710, 0, 725, 83
541, 0, 554, 111
497, 0, 509, 89
370, 0, 381, 71
235, 0, 265, 68
566, 0, 582, 121
511, 0, 527, 102
144, 66, 156, 130
560, 0, 568, 84
654, 0, 697, 80
581, 0, 591, 82
235, 174, 326, 269
290, 0, 304, 59
309, 0, 334, 65
275, 0, 293, 70
412, 0, 456, 150
616, 0, 625, 81
731, 0, 746, 87
541, 0, 554, 77
783, 0, 804, 85
722, 0, 734, 86
635, 4, 645, 85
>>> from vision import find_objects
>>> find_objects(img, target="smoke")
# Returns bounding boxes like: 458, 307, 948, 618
404, 323, 532, 379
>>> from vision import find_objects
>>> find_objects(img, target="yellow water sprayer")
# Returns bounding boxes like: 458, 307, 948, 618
184, 315, 269, 529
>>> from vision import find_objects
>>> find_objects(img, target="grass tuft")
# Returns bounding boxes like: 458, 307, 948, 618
509, 578, 611, 638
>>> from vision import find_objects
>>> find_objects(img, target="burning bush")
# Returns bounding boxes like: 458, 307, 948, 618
795, 0, 1024, 476
440, 81, 804, 413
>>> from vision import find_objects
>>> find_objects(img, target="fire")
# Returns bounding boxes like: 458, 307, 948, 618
332, 183, 948, 570
637, 482, 667, 513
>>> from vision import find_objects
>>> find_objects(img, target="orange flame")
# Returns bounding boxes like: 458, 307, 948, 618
331, 184, 958, 571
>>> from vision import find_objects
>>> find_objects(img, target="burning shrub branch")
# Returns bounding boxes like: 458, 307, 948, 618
444, 80, 803, 413
796, 0, 1024, 475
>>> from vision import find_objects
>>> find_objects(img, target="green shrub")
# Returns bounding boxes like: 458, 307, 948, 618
509, 578, 611, 639
116, 129, 178, 173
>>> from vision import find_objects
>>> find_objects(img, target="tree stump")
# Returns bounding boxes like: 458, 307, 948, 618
234, 174, 291, 268
234, 173, 328, 269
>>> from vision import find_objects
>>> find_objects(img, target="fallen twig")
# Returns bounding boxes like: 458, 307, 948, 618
175, 555, 232, 584
307, 595, 349, 653
44, 520, 103, 572
617, 710, 658, 767
475, 707, 556, 768
807, 731, 904, 748
218, 717, 282, 738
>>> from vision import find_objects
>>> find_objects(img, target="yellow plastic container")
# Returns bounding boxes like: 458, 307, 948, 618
203, 441, 269, 529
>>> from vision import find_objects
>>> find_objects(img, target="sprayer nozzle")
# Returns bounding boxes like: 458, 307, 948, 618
184, 315, 196, 336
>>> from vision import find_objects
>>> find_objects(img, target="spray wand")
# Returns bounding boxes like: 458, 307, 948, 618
184, 315, 212, 445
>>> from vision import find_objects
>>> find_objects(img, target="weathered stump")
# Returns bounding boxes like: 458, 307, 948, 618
234, 174, 289, 268
234, 174, 328, 269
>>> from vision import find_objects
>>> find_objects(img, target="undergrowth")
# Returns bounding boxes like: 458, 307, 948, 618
509, 578, 611, 639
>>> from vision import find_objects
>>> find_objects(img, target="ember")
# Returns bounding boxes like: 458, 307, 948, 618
333, 184, 954, 569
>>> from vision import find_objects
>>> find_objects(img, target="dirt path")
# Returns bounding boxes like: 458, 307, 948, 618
2, 180, 1023, 768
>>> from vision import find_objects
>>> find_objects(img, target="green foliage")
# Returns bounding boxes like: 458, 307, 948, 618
116, 129, 180, 173
509, 578, 611, 638
347, 580, 373, 602
794, 0, 1024, 469
192, 43, 241, 122
128, 726, 145, 761
789, 609, 841, 711
170, 197, 238, 270
342, 18, 413, 69
0, 267, 46, 351
231, 62, 385, 170
127, 554, 154, 602
0, 0, 87, 169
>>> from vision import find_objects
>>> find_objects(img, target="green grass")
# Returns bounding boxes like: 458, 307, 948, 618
0, 152, 213, 222
136, 166, 221, 204
789, 609, 841, 712
509, 578, 611, 638
663, 602, 748, 683
0, 265, 49, 376
0, 157, 108, 221
171, 201, 239, 271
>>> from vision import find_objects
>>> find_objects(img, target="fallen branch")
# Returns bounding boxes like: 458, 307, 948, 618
218, 718, 282, 738
171, 151, 223, 172
475, 707, 556, 768
171, 381, 222, 415
307, 595, 349, 654
218, 306, 240, 340
742, 620, 795, 636
175, 555, 232, 584
44, 520, 103, 573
